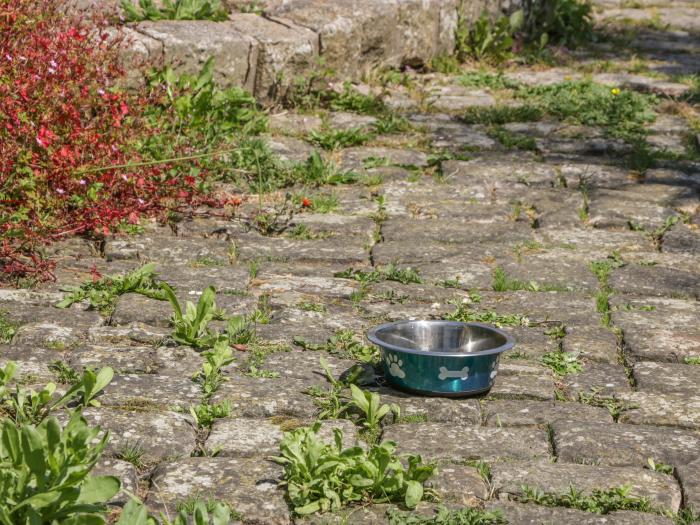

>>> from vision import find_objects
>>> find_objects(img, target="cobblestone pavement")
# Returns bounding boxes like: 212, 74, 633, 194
2, 1, 700, 523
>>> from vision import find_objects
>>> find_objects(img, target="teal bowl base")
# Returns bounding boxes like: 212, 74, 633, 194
382, 378, 493, 398
379, 349, 500, 398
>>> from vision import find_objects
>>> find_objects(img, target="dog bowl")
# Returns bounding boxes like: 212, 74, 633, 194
367, 320, 514, 397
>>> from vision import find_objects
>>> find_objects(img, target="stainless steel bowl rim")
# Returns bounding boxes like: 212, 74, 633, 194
366, 320, 515, 357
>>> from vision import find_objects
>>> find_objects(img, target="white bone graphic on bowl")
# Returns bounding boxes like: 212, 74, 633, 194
438, 366, 469, 381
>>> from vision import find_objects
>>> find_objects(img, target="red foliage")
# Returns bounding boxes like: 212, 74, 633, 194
0, 0, 212, 282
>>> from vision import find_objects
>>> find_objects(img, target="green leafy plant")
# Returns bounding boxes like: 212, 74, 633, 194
56, 263, 165, 314
142, 59, 267, 172
194, 341, 235, 397
386, 505, 506, 524
488, 127, 537, 151
521, 0, 594, 48
48, 361, 81, 385
519, 484, 654, 514
455, 9, 524, 62
162, 284, 219, 348
347, 384, 400, 437
295, 151, 359, 186
373, 114, 411, 134
308, 128, 373, 150
122, 0, 229, 22
272, 423, 435, 515
328, 83, 386, 115
229, 136, 292, 192
684, 357, 700, 365
541, 350, 582, 375
189, 401, 231, 429
305, 360, 347, 420
1, 363, 113, 425
0, 311, 17, 344
646, 457, 674, 475
0, 411, 119, 524
117, 498, 235, 525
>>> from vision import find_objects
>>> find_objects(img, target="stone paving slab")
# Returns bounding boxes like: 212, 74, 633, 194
100, 374, 203, 411
82, 408, 196, 462
552, 420, 700, 468
481, 400, 612, 426
206, 418, 358, 457
210, 375, 319, 420
378, 388, 482, 424
618, 392, 700, 430
146, 457, 289, 523
383, 423, 550, 462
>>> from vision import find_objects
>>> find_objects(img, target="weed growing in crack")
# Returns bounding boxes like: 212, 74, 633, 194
242, 341, 288, 379
308, 128, 373, 150
437, 276, 463, 289
189, 400, 231, 430
116, 441, 146, 469
577, 174, 591, 222
295, 151, 359, 186
492, 267, 571, 292
541, 351, 582, 375
684, 356, 700, 365
0, 311, 18, 344
646, 457, 674, 475
194, 341, 235, 396
386, 505, 506, 524
294, 330, 379, 363
455, 8, 523, 63
347, 384, 400, 443
295, 192, 340, 213
162, 284, 220, 348
394, 413, 429, 424
519, 484, 654, 514
444, 302, 530, 328
334, 264, 422, 285
578, 389, 637, 422
628, 215, 682, 251
509, 201, 540, 228
489, 127, 538, 151
590, 252, 625, 327
296, 301, 326, 312
285, 224, 328, 240
56, 263, 165, 315
48, 360, 81, 385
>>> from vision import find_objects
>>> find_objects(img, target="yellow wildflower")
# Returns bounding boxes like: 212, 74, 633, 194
611, 88, 621, 96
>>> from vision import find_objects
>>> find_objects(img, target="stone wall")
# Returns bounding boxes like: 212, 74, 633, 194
67, 0, 518, 101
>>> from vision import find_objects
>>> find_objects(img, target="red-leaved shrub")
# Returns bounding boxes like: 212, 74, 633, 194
0, 1, 209, 281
